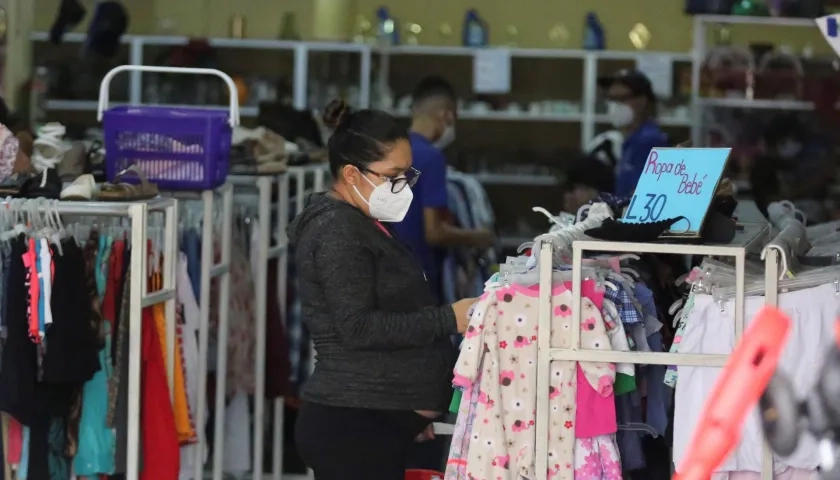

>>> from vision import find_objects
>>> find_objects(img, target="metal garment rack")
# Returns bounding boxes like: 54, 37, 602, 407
0, 198, 179, 480
285, 164, 329, 380
534, 226, 778, 480
226, 174, 289, 480
280, 164, 328, 480
164, 184, 234, 480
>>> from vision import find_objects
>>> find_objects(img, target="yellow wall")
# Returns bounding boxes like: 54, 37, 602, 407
31, 0, 835, 55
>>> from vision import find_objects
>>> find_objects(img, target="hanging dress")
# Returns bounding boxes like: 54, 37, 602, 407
140, 304, 180, 480
73, 323, 115, 478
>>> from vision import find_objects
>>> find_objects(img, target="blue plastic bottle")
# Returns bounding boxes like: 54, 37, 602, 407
376, 6, 399, 45
462, 9, 488, 47
583, 12, 605, 50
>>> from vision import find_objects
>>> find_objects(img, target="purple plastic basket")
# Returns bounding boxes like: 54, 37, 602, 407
103, 105, 231, 190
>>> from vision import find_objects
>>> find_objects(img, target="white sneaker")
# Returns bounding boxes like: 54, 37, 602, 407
33, 123, 69, 188
60, 173, 96, 200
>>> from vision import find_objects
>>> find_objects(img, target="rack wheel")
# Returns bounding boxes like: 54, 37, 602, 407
760, 372, 800, 457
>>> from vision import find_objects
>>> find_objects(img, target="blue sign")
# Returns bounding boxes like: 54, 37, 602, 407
621, 147, 731, 235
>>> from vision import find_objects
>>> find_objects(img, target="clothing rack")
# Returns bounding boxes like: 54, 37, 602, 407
226, 174, 290, 480
285, 164, 329, 383
164, 184, 234, 480
0, 197, 179, 480
281, 164, 328, 480
539, 222, 777, 480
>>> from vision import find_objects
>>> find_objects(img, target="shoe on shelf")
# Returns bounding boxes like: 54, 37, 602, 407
33, 123, 69, 188
0, 173, 34, 197
58, 141, 91, 181
60, 173, 96, 200
97, 165, 159, 201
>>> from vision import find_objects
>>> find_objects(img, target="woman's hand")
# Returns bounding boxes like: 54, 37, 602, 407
451, 297, 479, 334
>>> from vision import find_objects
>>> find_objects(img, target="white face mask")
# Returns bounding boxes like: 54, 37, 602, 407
778, 140, 802, 159
606, 101, 634, 128
353, 172, 414, 222
434, 124, 456, 149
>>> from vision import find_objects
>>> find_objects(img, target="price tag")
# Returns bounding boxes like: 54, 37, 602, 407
621, 147, 731, 236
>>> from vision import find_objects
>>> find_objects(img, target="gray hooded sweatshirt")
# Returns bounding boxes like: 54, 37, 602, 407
286, 193, 457, 411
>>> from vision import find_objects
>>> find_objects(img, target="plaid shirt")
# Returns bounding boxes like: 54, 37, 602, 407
604, 283, 643, 325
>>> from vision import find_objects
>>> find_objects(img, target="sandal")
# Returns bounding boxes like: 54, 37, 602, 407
0, 173, 33, 197
97, 165, 159, 201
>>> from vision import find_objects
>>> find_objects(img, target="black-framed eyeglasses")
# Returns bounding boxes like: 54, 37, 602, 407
363, 166, 421, 193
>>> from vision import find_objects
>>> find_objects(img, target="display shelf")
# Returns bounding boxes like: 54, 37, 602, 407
593, 113, 692, 127
388, 108, 583, 122
32, 32, 371, 111
694, 14, 816, 28
689, 14, 824, 145
474, 172, 560, 186
33, 31, 693, 148
697, 97, 816, 111
376, 44, 693, 62
46, 99, 261, 117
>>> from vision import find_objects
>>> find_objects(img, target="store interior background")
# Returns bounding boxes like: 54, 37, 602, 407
25, 0, 836, 49
13, 0, 840, 247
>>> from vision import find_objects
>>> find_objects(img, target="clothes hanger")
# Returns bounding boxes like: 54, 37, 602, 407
710, 267, 840, 304
496, 264, 600, 289
532, 202, 614, 265
45, 200, 64, 256
618, 422, 658, 438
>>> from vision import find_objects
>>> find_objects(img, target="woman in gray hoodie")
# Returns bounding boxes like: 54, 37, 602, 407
287, 99, 477, 479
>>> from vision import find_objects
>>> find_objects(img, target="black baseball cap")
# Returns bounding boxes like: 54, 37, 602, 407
597, 69, 656, 102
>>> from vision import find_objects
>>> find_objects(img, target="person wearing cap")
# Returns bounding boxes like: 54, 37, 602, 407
598, 69, 669, 197
563, 154, 615, 214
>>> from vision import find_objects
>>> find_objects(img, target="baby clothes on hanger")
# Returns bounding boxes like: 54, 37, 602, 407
600, 299, 634, 394
448, 279, 620, 480
674, 285, 836, 478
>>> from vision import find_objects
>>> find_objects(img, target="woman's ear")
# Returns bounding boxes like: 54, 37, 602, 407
341, 164, 360, 186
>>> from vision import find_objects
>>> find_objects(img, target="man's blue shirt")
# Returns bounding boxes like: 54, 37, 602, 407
391, 133, 449, 287
615, 120, 669, 197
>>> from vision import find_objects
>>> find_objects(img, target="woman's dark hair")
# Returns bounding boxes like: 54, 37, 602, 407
322, 99, 409, 177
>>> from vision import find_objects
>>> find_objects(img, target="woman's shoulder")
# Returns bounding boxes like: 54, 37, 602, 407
290, 194, 360, 234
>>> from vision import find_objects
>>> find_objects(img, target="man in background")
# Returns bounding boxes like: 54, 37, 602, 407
598, 69, 669, 197
392, 76, 495, 304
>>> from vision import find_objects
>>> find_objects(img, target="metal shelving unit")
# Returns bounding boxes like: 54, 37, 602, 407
32, 31, 693, 145
688, 14, 825, 146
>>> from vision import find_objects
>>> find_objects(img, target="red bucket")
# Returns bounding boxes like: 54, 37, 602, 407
405, 469, 444, 480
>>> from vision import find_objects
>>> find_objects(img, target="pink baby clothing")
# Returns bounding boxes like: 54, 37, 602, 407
575, 364, 617, 438
451, 280, 617, 480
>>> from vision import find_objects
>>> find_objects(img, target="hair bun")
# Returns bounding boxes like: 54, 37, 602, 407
322, 99, 352, 129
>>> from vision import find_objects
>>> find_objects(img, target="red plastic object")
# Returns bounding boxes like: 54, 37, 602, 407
673, 306, 791, 480
405, 469, 445, 480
